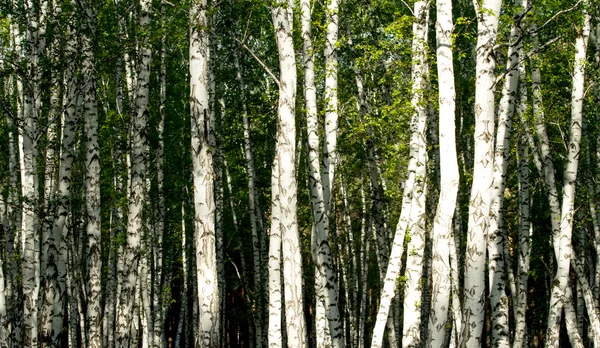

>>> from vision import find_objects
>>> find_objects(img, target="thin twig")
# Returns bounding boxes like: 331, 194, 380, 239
495, 36, 561, 86
234, 36, 281, 88
529, 0, 582, 35
242, 9, 253, 43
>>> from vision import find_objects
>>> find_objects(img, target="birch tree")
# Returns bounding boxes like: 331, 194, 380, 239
486, 1, 524, 343
371, 2, 430, 346
19, 0, 47, 345
190, 0, 220, 345
427, 0, 458, 344
117, 0, 152, 345
269, 1, 307, 346
79, 2, 102, 346
301, 0, 343, 346
462, 0, 502, 345
546, 4, 591, 346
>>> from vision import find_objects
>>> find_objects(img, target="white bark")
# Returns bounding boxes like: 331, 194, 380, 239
402, 4, 430, 347
39, 35, 60, 345
117, 0, 152, 345
20, 1, 47, 345
79, 4, 102, 346
513, 54, 530, 348
427, 0, 458, 344
270, 2, 307, 347
546, 6, 591, 346
190, 0, 220, 345
153, 3, 167, 347
322, 0, 339, 212
233, 49, 266, 347
571, 251, 600, 345
0, 197, 8, 346
5, 23, 22, 343
301, 1, 343, 346
487, 4, 522, 345
267, 150, 283, 348
371, 3, 430, 347
462, 0, 502, 346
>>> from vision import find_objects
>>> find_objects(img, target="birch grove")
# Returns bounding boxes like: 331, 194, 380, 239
1, 0, 599, 347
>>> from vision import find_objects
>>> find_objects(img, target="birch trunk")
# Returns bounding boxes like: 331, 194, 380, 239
0, 39, 8, 348
462, 0, 502, 346
267, 149, 283, 348
371, 3, 430, 347
152, 3, 167, 347
190, 1, 220, 345
270, 2, 307, 346
117, 0, 152, 345
301, 0, 343, 346
39, 27, 60, 344
427, 0, 458, 344
20, 1, 47, 344
513, 53, 530, 348
5, 26, 22, 343
232, 49, 265, 347
402, 3, 430, 346
80, 3, 103, 346
487, 3, 523, 344
546, 6, 591, 346
0, 198, 7, 347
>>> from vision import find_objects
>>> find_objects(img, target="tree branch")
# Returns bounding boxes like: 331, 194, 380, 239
494, 35, 561, 86
234, 36, 280, 89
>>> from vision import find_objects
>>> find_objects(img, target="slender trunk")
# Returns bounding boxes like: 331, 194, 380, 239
300, 1, 343, 346
402, 4, 430, 346
232, 49, 265, 347
487, 3, 523, 345
5, 23, 23, 343
546, 6, 590, 345
152, 3, 167, 347
512, 54, 531, 348
39, 36, 60, 345
20, 1, 47, 344
117, 0, 152, 345
371, 3, 430, 347
190, 1, 220, 345
270, 2, 306, 346
79, 4, 103, 346
0, 199, 7, 346
572, 251, 600, 345
427, 0, 458, 344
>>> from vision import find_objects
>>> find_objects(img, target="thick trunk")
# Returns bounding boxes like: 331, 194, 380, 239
39, 53, 60, 346
427, 0, 458, 344
20, 1, 47, 345
80, 4, 102, 347
270, 2, 307, 346
462, 0, 502, 346
190, 1, 220, 345
487, 4, 522, 345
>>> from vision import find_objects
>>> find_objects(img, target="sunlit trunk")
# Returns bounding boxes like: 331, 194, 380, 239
462, 0, 502, 345
427, 0, 458, 344
190, 0, 220, 345
270, 2, 307, 346
546, 5, 590, 346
